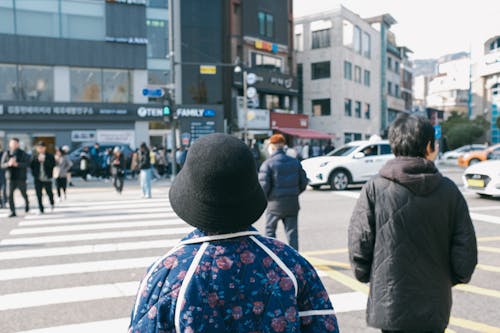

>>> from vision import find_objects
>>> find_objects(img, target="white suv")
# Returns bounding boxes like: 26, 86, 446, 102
301, 139, 393, 190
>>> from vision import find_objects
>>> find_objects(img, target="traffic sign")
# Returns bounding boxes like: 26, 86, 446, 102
142, 88, 165, 98
246, 73, 257, 85
246, 87, 257, 99
200, 65, 217, 75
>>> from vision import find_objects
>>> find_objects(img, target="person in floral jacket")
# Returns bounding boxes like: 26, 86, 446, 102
129, 134, 339, 333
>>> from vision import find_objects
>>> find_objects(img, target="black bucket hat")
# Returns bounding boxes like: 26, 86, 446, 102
169, 133, 267, 233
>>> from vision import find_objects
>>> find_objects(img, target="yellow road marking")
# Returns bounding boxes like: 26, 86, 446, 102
479, 246, 500, 254
478, 236, 500, 243
304, 256, 351, 269
301, 248, 349, 256
454, 284, 500, 299
445, 329, 456, 333
311, 257, 500, 333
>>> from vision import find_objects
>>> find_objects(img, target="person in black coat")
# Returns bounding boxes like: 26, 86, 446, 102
31, 141, 56, 214
258, 134, 308, 250
0, 144, 6, 209
348, 114, 477, 333
111, 147, 126, 194
0, 138, 31, 217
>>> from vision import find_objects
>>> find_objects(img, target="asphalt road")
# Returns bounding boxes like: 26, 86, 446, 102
0, 166, 499, 333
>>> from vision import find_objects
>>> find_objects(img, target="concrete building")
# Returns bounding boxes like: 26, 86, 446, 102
295, 7, 411, 144
426, 54, 470, 115
295, 6, 381, 145
476, 35, 500, 143
0, 0, 178, 152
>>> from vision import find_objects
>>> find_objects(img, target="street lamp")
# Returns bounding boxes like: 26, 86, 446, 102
234, 65, 248, 144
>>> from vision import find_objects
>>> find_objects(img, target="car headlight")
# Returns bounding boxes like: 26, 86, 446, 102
320, 162, 330, 168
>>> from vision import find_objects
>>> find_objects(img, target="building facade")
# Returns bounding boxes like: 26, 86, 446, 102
171, 0, 297, 143
476, 36, 500, 143
0, 0, 178, 152
295, 6, 381, 145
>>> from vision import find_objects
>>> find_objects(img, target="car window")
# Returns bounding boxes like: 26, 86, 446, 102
379, 144, 392, 155
328, 145, 359, 157
361, 145, 378, 157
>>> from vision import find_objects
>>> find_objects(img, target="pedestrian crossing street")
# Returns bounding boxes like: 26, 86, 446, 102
0, 185, 366, 333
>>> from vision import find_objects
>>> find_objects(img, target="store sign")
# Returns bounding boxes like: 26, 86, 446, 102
237, 104, 270, 130
105, 37, 148, 45
176, 108, 216, 118
71, 131, 97, 142
137, 107, 163, 118
97, 130, 135, 146
234, 68, 298, 95
255, 40, 279, 54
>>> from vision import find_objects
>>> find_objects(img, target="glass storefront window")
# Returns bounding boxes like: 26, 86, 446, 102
147, 0, 168, 8
0, 64, 17, 101
147, 19, 169, 58
70, 68, 102, 102
18, 65, 54, 102
15, 0, 60, 38
0, 0, 14, 34
61, 0, 105, 40
103, 69, 130, 103
148, 70, 170, 85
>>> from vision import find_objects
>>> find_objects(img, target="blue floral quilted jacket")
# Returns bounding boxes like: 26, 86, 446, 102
129, 228, 339, 333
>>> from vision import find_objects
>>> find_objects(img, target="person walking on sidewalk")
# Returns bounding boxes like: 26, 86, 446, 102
31, 141, 56, 214
0, 144, 6, 209
348, 113, 477, 333
128, 133, 339, 333
259, 134, 308, 251
111, 146, 126, 194
139, 143, 152, 198
54, 147, 73, 202
0, 138, 31, 217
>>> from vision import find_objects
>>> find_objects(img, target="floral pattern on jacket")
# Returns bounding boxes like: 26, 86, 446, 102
129, 228, 339, 333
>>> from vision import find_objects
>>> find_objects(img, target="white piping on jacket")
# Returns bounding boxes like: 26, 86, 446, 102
249, 236, 299, 298
174, 241, 209, 333
299, 309, 336, 317
179, 230, 261, 245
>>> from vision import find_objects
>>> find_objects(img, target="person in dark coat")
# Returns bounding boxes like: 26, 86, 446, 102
259, 134, 308, 250
0, 143, 6, 209
0, 138, 31, 217
128, 133, 339, 333
111, 146, 126, 194
31, 141, 56, 214
139, 143, 152, 198
348, 113, 477, 333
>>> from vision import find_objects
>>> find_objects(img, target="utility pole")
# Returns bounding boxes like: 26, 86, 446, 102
243, 69, 248, 144
168, 0, 177, 179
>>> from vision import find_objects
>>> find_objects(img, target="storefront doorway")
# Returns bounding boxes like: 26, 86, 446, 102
32, 134, 56, 154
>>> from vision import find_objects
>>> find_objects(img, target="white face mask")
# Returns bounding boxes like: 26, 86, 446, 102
267, 146, 275, 156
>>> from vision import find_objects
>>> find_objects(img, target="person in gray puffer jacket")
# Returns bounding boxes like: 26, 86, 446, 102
349, 113, 477, 333
259, 134, 308, 250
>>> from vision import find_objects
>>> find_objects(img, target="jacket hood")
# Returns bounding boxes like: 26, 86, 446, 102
379, 157, 442, 195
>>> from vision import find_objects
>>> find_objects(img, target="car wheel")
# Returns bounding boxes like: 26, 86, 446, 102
469, 158, 481, 166
330, 170, 350, 191
478, 193, 492, 199
310, 185, 321, 190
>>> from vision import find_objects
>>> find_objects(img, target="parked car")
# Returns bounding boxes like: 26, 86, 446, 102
463, 160, 500, 197
457, 144, 500, 167
441, 144, 486, 164
301, 139, 393, 191
69, 143, 134, 176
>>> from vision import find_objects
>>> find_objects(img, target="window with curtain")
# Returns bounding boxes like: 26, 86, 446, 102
0, 64, 17, 101
103, 70, 130, 103
312, 29, 330, 49
70, 68, 102, 102
365, 103, 371, 119
312, 99, 331, 116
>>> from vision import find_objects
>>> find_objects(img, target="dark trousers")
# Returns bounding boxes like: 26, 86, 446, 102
265, 211, 298, 250
8, 179, 29, 214
382, 330, 444, 333
35, 179, 54, 213
56, 177, 67, 198
113, 175, 124, 193
0, 175, 6, 207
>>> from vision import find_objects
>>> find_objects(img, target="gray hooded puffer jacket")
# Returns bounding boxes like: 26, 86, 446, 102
348, 157, 477, 331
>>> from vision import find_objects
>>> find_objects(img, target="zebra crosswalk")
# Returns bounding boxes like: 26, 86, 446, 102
0, 184, 366, 332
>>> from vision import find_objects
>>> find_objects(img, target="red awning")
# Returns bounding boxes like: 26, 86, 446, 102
275, 127, 333, 139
